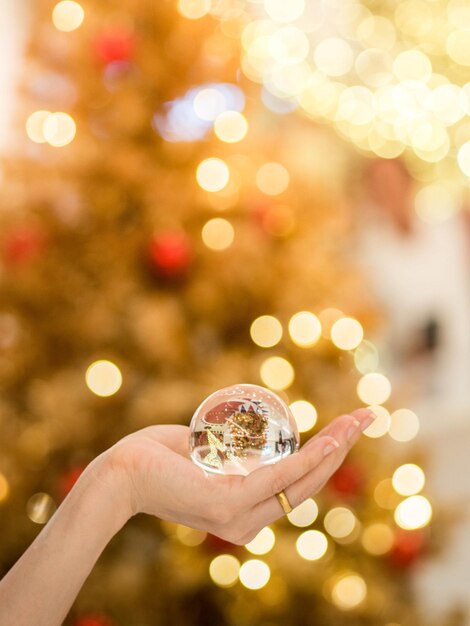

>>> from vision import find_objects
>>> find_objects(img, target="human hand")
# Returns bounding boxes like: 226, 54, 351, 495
104, 408, 375, 545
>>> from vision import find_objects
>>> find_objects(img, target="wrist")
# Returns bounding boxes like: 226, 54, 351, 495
79, 448, 135, 533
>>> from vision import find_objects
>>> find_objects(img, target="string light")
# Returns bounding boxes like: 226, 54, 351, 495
256, 162, 290, 195
331, 573, 367, 610
239, 559, 271, 589
356, 373, 392, 405
193, 89, 227, 121
85, 360, 122, 397
362, 405, 391, 438
374, 479, 402, 510
296, 530, 328, 560
214, 111, 248, 143
43, 112, 76, 147
288, 311, 321, 347
361, 522, 394, 555
457, 141, 470, 177
176, 525, 207, 546
52, 1, 84, 32
394, 495, 432, 530
209, 554, 240, 587
287, 498, 319, 527
245, 526, 276, 555
289, 400, 317, 432
25, 110, 50, 144
389, 408, 420, 442
392, 464, 425, 496
250, 315, 283, 348
330, 317, 364, 350
264, 0, 305, 24
196, 157, 230, 192
201, 218, 234, 250
260, 356, 295, 390
229, 2, 470, 189
177, 0, 211, 20
354, 340, 379, 374
324, 507, 358, 541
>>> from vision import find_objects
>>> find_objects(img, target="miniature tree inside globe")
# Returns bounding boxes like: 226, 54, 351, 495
189, 384, 299, 475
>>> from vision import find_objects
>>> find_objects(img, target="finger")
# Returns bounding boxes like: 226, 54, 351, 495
241, 413, 359, 505
306, 407, 373, 444
243, 410, 375, 530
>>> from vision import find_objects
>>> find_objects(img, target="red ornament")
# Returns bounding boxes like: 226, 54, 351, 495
148, 231, 193, 280
94, 29, 135, 64
329, 463, 365, 498
72, 615, 114, 626
57, 465, 86, 500
389, 529, 426, 569
2, 226, 45, 267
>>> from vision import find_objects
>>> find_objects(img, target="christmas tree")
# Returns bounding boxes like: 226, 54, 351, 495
0, 1, 442, 625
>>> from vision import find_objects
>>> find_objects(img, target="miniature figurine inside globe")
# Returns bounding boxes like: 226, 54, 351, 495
189, 384, 300, 475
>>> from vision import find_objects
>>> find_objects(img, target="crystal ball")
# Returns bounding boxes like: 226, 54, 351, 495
189, 383, 299, 475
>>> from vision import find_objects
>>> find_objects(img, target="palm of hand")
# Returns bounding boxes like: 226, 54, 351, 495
109, 410, 372, 545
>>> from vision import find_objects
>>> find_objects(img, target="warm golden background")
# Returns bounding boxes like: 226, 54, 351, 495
1, 1, 470, 625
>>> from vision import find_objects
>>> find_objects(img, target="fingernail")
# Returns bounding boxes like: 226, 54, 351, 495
347, 419, 361, 441
360, 414, 376, 432
323, 438, 340, 456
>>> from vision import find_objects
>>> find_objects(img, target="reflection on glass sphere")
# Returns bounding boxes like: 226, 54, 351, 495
189, 383, 299, 475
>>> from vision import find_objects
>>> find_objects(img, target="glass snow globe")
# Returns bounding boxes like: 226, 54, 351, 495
189, 383, 299, 475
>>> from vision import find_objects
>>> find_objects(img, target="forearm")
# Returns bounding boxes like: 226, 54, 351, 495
0, 453, 130, 626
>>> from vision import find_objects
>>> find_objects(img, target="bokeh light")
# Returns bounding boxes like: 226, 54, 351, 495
361, 522, 394, 555
296, 529, 328, 560
357, 373, 392, 405
256, 162, 290, 195
331, 573, 367, 610
395, 495, 432, 530
331, 317, 364, 350
0, 473, 10, 503
362, 405, 391, 438
214, 111, 248, 143
354, 340, 379, 374
457, 141, 470, 177
193, 88, 227, 121
176, 524, 207, 546
27, 493, 56, 524
209, 554, 240, 587
201, 218, 234, 250
374, 478, 402, 510
245, 526, 276, 555
239, 559, 271, 589
287, 497, 318, 527
26, 110, 50, 144
324, 507, 358, 540
264, 0, 305, 23
260, 356, 295, 390
196, 158, 230, 192
392, 464, 425, 496
289, 400, 317, 432
314, 38, 354, 77
389, 408, 420, 442
250, 315, 283, 348
177, 0, 211, 20
85, 360, 123, 397
43, 112, 76, 147
52, 1, 84, 32
288, 311, 321, 347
